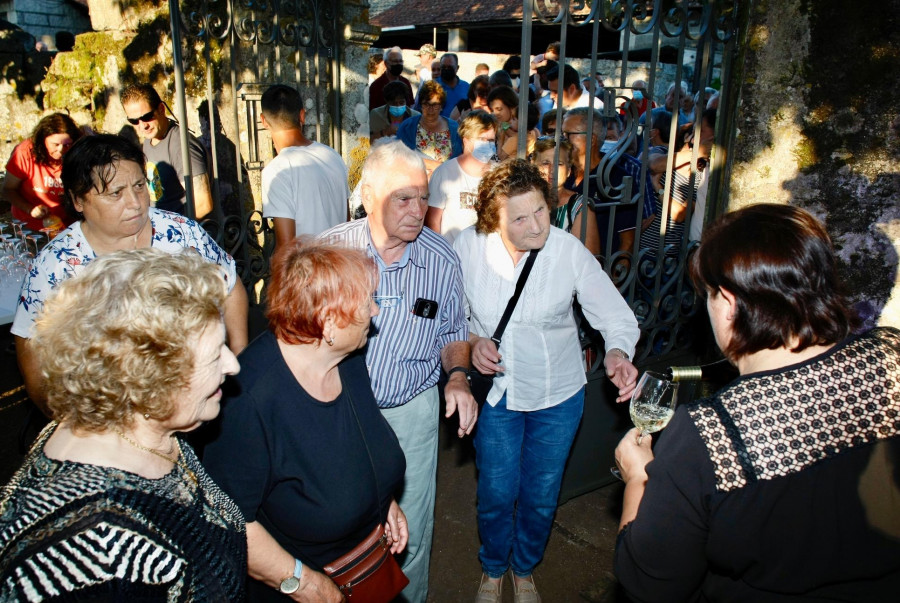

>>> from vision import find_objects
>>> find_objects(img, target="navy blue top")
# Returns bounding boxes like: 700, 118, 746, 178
204, 331, 406, 577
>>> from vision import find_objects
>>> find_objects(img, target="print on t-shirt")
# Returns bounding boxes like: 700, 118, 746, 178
146, 162, 163, 205
459, 191, 477, 209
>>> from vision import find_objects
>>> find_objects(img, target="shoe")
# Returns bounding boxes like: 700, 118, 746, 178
475, 573, 503, 603
510, 571, 541, 603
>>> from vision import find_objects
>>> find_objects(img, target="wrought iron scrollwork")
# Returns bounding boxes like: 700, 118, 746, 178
175, 0, 334, 50
180, 0, 233, 40
201, 210, 275, 301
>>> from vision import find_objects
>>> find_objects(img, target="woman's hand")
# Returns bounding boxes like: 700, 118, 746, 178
614, 427, 654, 484
295, 568, 345, 603
615, 428, 653, 531
471, 335, 504, 375
384, 499, 409, 554
30, 204, 49, 219
604, 350, 638, 402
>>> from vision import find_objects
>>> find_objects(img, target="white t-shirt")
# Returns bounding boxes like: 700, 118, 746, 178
427, 157, 482, 244
453, 226, 639, 411
262, 142, 350, 237
573, 87, 603, 109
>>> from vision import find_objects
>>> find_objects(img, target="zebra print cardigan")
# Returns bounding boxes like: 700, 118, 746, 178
0, 424, 246, 601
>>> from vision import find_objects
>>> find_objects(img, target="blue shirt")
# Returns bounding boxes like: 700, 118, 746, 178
319, 219, 468, 408
436, 78, 470, 118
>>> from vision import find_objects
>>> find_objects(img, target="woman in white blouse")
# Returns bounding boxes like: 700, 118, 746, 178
454, 159, 640, 603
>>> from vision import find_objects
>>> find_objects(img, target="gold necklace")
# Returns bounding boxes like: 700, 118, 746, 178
113, 428, 198, 486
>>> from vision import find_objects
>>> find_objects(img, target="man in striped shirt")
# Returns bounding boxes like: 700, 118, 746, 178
320, 140, 477, 603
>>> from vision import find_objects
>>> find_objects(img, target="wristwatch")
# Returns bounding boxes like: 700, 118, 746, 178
608, 348, 630, 360
447, 366, 470, 382
279, 558, 303, 594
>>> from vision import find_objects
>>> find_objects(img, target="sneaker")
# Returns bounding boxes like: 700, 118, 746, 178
474, 573, 503, 603
511, 571, 541, 603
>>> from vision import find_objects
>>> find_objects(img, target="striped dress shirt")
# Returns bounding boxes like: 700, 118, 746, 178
320, 218, 468, 408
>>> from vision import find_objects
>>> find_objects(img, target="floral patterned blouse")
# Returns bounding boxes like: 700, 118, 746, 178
416, 122, 453, 164
11, 208, 237, 338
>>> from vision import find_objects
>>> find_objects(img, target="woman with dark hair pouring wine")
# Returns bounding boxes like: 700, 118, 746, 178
614, 203, 900, 601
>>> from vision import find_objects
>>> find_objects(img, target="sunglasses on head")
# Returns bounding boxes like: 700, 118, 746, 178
127, 109, 157, 125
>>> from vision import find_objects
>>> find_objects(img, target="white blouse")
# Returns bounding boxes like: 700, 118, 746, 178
454, 226, 640, 411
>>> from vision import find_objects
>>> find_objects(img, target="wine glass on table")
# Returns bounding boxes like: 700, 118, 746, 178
610, 371, 679, 480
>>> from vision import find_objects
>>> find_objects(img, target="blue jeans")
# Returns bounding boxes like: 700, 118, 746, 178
474, 388, 585, 578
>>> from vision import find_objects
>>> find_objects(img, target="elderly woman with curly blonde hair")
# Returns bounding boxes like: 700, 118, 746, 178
0, 248, 245, 601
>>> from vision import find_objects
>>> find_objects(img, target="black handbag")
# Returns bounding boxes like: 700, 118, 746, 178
468, 248, 539, 405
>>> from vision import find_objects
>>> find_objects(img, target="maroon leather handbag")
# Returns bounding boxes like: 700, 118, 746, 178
323, 523, 409, 602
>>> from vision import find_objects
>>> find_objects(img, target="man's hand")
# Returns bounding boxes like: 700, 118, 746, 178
445, 370, 477, 438
605, 349, 638, 403
441, 340, 478, 438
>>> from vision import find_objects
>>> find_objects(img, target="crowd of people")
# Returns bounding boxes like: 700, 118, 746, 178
0, 38, 897, 603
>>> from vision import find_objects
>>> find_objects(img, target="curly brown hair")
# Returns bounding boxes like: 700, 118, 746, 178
475, 159, 550, 234
30, 113, 82, 165
33, 248, 228, 432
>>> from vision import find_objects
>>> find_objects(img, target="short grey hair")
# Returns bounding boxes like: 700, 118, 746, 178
563, 106, 616, 140
360, 139, 425, 190
666, 82, 688, 96
383, 46, 402, 62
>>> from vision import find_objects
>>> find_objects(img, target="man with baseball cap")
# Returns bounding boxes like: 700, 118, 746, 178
414, 43, 437, 89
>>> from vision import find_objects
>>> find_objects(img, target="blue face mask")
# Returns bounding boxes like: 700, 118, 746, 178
470, 139, 496, 163
388, 105, 406, 117
632, 90, 644, 101
600, 140, 617, 154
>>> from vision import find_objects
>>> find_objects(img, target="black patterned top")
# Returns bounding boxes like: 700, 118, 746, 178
616, 327, 900, 602
0, 424, 247, 602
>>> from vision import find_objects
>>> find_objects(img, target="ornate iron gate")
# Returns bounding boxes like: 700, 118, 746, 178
516, 0, 739, 366
168, 0, 341, 310
167, 0, 739, 357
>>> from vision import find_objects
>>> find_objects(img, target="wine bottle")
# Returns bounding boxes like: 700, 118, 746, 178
665, 358, 739, 383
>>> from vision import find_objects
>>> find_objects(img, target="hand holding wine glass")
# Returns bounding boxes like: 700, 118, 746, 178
610, 371, 678, 480
629, 371, 678, 445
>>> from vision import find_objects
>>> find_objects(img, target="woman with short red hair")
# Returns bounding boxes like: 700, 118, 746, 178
204, 239, 408, 602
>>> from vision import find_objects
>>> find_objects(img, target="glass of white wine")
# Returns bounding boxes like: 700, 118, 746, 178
610, 371, 678, 480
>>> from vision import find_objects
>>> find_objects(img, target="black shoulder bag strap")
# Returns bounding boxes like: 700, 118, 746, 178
490, 248, 540, 347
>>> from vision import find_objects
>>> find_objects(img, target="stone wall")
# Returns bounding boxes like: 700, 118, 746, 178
727, 0, 900, 328
2, 0, 91, 49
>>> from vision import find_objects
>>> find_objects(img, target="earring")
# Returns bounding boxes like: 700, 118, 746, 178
143, 413, 150, 420
326, 337, 334, 346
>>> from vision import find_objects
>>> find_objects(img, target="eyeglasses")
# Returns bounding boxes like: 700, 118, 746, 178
372, 294, 403, 309
126, 109, 157, 125
562, 131, 587, 139
422, 102, 442, 109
